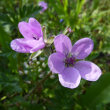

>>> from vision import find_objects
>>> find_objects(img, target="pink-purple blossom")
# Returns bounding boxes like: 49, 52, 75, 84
48, 34, 102, 89
10, 18, 45, 53
38, 1, 48, 13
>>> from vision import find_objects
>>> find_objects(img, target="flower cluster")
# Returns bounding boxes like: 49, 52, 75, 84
10, 17, 102, 89
38, 1, 48, 13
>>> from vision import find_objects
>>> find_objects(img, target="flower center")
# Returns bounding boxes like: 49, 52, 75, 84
64, 54, 76, 67
32, 34, 39, 40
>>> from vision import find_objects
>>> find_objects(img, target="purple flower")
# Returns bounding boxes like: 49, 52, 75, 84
10, 18, 45, 53
48, 34, 102, 89
38, 1, 48, 13
60, 19, 64, 23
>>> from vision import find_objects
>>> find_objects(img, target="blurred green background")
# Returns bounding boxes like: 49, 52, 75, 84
0, 0, 110, 110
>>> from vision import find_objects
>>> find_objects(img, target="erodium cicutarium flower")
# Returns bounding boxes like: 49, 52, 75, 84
48, 34, 102, 89
38, 1, 48, 13
10, 18, 45, 53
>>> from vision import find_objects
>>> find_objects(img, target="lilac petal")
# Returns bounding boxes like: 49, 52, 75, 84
18, 22, 34, 39
74, 61, 102, 81
30, 38, 45, 53
58, 67, 81, 89
10, 38, 39, 53
71, 38, 94, 59
48, 52, 65, 73
54, 34, 72, 54
29, 18, 43, 38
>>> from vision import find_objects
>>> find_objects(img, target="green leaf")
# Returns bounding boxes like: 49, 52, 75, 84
79, 73, 110, 109
0, 25, 11, 51
76, 0, 85, 15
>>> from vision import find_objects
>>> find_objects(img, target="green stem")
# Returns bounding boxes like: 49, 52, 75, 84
42, 26, 47, 43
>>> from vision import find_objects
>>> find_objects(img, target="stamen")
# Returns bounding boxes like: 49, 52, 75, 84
32, 34, 39, 40
64, 54, 76, 67
33, 37, 37, 40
